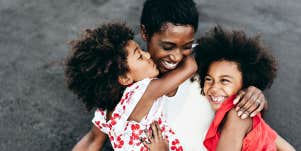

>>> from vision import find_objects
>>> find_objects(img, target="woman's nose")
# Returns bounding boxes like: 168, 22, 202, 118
169, 49, 183, 62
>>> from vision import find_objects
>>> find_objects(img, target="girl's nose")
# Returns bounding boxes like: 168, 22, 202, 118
143, 51, 151, 59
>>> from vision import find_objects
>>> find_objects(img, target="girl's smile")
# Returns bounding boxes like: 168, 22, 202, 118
204, 60, 243, 111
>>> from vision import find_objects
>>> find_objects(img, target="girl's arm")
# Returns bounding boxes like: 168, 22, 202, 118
275, 134, 296, 151
216, 109, 252, 151
128, 56, 196, 122
142, 55, 197, 101
72, 125, 106, 151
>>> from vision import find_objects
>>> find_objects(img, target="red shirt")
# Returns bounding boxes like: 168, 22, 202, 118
204, 95, 277, 151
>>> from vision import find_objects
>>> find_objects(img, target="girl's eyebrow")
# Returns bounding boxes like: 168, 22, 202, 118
220, 75, 235, 79
205, 74, 212, 77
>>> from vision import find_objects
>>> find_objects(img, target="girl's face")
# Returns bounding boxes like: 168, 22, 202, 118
125, 40, 159, 82
143, 23, 195, 73
204, 60, 243, 111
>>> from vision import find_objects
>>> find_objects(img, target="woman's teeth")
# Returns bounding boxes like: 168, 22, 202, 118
210, 96, 225, 103
161, 61, 178, 70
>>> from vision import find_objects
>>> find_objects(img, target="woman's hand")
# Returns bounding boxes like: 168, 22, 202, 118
141, 121, 169, 151
233, 86, 268, 119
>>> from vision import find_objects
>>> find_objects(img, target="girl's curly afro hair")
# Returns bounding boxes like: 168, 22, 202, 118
195, 26, 277, 92
65, 22, 134, 111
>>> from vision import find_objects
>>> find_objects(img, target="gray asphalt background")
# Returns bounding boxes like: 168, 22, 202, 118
0, 0, 300, 150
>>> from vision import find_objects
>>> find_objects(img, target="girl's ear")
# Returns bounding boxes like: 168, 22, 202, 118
118, 74, 133, 86
140, 24, 148, 41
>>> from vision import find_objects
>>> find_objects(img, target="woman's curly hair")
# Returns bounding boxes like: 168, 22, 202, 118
65, 22, 134, 111
195, 26, 277, 92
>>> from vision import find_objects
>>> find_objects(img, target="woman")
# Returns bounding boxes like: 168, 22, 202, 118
72, 0, 267, 150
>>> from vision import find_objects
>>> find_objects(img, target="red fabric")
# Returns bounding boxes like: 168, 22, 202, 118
203, 95, 277, 151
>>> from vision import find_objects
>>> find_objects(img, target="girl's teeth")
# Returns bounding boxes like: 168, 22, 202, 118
211, 96, 225, 102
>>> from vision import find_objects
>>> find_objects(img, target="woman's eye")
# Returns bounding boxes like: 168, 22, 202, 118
183, 45, 193, 50
163, 46, 173, 51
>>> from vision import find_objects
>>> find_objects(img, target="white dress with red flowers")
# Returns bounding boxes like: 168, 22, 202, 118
92, 78, 183, 151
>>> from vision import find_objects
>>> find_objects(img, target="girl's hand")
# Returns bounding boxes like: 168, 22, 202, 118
141, 121, 169, 151
233, 86, 267, 119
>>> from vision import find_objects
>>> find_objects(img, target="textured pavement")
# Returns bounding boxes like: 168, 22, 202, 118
0, 0, 300, 150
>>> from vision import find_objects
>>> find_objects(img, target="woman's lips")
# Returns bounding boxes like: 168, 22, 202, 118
160, 60, 179, 70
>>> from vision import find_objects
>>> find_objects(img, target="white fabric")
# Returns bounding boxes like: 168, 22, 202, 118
163, 79, 215, 151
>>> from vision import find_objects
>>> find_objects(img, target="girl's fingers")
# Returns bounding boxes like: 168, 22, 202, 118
140, 137, 150, 149
151, 122, 159, 142
155, 122, 163, 140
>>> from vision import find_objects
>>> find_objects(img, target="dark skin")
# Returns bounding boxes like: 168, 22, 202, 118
142, 122, 169, 151
234, 86, 267, 119
72, 42, 197, 151
72, 24, 267, 151
141, 23, 267, 119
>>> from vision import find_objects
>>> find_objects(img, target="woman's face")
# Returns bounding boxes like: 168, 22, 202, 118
203, 60, 243, 111
143, 23, 195, 73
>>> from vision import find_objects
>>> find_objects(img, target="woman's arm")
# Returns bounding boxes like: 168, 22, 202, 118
72, 125, 106, 151
142, 55, 197, 101
275, 134, 296, 151
216, 109, 252, 151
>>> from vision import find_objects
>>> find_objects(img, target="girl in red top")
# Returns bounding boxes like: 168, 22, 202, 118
194, 26, 295, 151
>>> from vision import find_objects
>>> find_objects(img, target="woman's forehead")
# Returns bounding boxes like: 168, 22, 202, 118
159, 23, 195, 35
152, 23, 195, 44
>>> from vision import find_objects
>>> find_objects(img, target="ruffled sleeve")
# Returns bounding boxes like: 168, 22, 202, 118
92, 109, 110, 134
92, 78, 153, 134
109, 78, 152, 133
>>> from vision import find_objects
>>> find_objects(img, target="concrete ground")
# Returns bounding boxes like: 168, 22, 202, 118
0, 0, 300, 150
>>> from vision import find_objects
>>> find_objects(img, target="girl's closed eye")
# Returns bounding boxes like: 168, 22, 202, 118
220, 78, 230, 85
138, 53, 143, 60
205, 76, 213, 82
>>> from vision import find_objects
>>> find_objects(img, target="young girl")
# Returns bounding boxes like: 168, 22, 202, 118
65, 22, 196, 151
194, 26, 295, 151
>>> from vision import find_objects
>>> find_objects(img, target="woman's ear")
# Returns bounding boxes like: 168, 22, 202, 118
140, 24, 148, 41
118, 74, 133, 86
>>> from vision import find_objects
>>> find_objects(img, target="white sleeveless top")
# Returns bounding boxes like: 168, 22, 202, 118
163, 79, 215, 151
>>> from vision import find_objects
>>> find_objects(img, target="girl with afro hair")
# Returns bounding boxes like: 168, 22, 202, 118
195, 26, 295, 151
65, 22, 197, 151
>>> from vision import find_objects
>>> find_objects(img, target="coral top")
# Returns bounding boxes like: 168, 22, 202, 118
92, 78, 183, 151
203, 95, 277, 151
